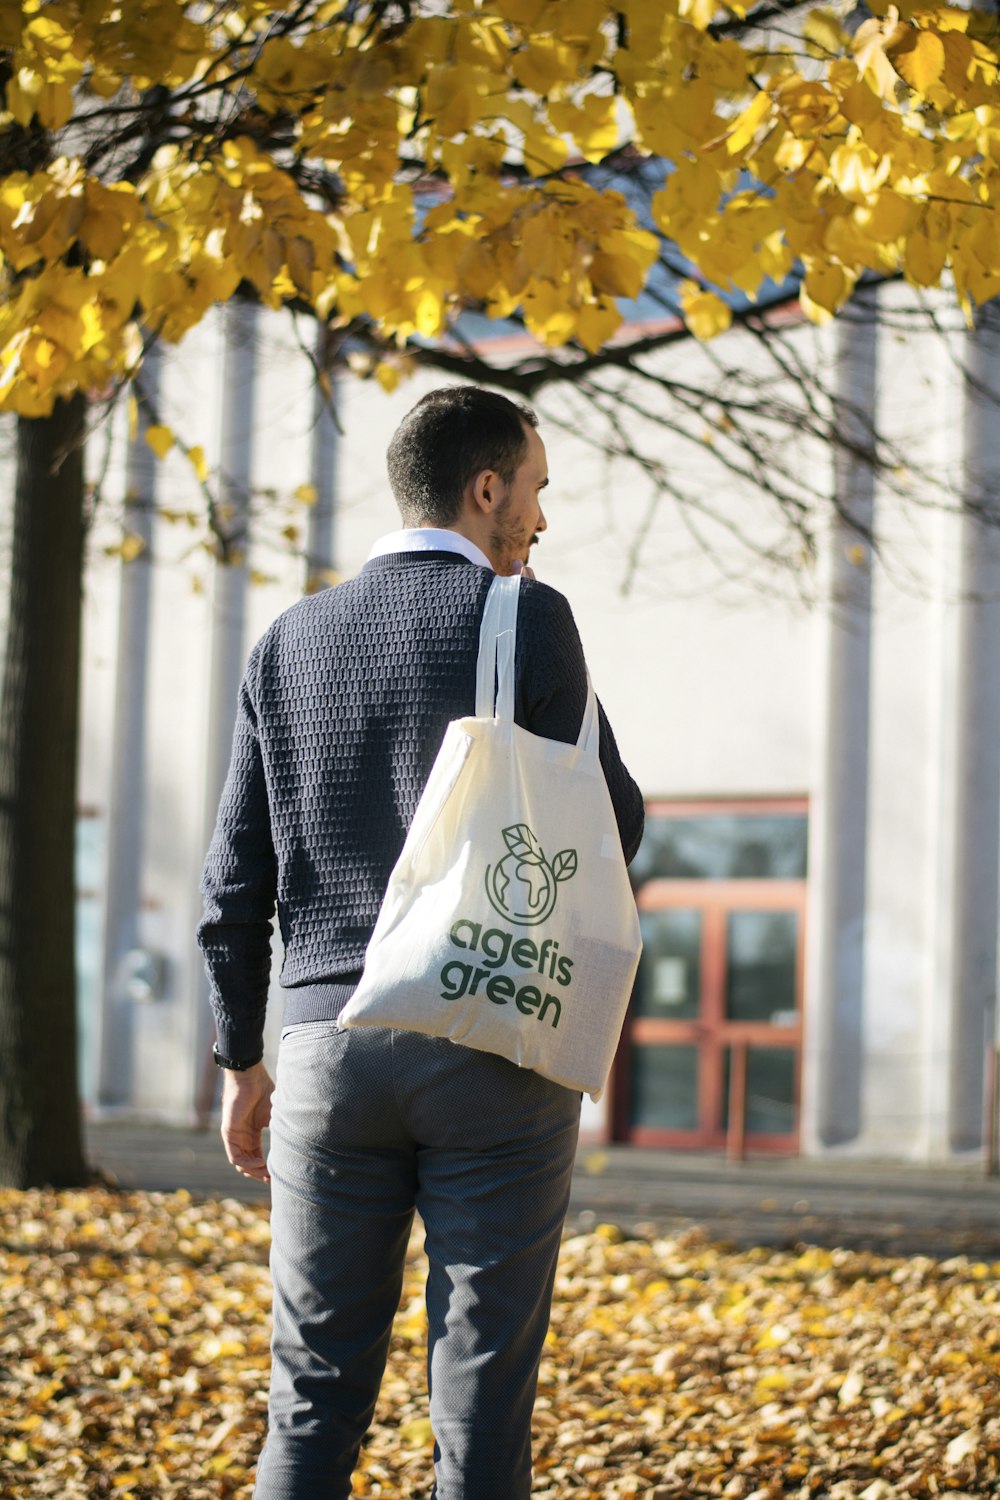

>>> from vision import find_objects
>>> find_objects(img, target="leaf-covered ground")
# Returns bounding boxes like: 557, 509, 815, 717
1, 1190, 998, 1499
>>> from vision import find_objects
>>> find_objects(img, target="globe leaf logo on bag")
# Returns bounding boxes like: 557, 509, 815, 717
485, 823, 577, 926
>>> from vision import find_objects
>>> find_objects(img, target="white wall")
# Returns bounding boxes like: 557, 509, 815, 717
1, 294, 986, 1154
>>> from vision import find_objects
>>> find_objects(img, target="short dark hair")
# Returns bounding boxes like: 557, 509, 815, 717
386, 386, 538, 527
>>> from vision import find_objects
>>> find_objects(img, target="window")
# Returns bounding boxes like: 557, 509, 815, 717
616, 800, 807, 1155
630, 811, 808, 884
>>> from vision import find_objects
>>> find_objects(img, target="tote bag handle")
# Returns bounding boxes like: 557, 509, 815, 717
475, 572, 520, 721
475, 572, 600, 759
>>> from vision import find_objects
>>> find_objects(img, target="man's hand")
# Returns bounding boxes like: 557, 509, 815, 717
220, 1061, 275, 1183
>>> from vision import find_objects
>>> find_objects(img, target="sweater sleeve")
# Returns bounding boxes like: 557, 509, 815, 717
196, 641, 277, 1062
515, 582, 645, 865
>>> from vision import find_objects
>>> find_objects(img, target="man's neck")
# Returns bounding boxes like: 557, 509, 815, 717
413, 519, 498, 571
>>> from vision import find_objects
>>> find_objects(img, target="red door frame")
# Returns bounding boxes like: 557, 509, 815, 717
610, 806, 809, 1155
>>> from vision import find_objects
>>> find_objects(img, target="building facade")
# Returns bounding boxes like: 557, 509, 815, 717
4, 289, 997, 1159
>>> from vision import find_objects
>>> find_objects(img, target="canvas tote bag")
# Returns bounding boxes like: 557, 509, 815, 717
337, 572, 643, 1100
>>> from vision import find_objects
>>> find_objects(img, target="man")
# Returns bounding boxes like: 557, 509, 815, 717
198, 385, 644, 1499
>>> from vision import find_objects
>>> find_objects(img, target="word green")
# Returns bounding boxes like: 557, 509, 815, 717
439, 960, 562, 1027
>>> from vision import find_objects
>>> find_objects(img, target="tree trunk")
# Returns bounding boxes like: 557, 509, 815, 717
0, 395, 88, 1187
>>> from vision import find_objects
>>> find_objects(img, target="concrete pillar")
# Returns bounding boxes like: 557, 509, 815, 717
307, 330, 339, 586
190, 301, 258, 1104
802, 288, 878, 1150
916, 297, 963, 1159
948, 305, 1000, 1149
96, 349, 160, 1105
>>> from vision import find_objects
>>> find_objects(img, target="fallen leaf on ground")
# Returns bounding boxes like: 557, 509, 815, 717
1, 1190, 998, 1497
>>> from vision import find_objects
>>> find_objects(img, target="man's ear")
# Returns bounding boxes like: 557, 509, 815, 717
470, 468, 498, 515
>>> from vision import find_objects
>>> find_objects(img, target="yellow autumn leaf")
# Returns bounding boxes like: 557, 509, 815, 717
522, 283, 577, 346
145, 424, 174, 460
104, 533, 146, 562
853, 16, 909, 100
798, 284, 835, 325
892, 29, 947, 95
590, 250, 646, 299
679, 0, 720, 31
679, 281, 733, 340
284, 235, 316, 296
0, 9, 22, 47
411, 286, 446, 339
547, 94, 620, 164
493, 0, 548, 25
574, 299, 622, 353
398, 1417, 434, 1448
375, 362, 402, 393
803, 8, 845, 56
941, 29, 974, 96
904, 228, 948, 287
725, 90, 772, 156
510, 37, 580, 95
802, 259, 853, 315
187, 445, 208, 483
855, 190, 919, 243
581, 1151, 610, 1175
755, 1320, 792, 1349
206, 1451, 237, 1473
521, 121, 570, 175
830, 142, 892, 202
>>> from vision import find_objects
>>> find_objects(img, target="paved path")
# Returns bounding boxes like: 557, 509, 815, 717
83, 1120, 1000, 1259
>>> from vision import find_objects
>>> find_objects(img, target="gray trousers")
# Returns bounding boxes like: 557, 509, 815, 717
253, 1022, 581, 1500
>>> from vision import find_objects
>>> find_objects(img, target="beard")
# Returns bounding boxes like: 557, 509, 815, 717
490, 497, 537, 576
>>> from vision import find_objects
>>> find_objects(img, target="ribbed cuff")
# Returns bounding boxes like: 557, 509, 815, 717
213, 1020, 265, 1067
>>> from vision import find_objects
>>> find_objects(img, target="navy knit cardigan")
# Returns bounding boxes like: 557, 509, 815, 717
197, 552, 645, 1063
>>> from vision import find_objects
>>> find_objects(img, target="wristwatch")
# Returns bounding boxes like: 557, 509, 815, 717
212, 1043, 264, 1071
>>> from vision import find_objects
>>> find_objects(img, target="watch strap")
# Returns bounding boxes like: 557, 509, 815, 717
213, 1043, 264, 1071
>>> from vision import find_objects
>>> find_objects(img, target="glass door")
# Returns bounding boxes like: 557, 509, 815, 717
614, 880, 805, 1153
627, 907, 704, 1133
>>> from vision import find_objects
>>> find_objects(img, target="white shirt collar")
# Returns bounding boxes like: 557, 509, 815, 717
367, 528, 493, 572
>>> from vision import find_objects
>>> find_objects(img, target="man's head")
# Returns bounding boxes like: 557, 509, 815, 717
387, 385, 549, 575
